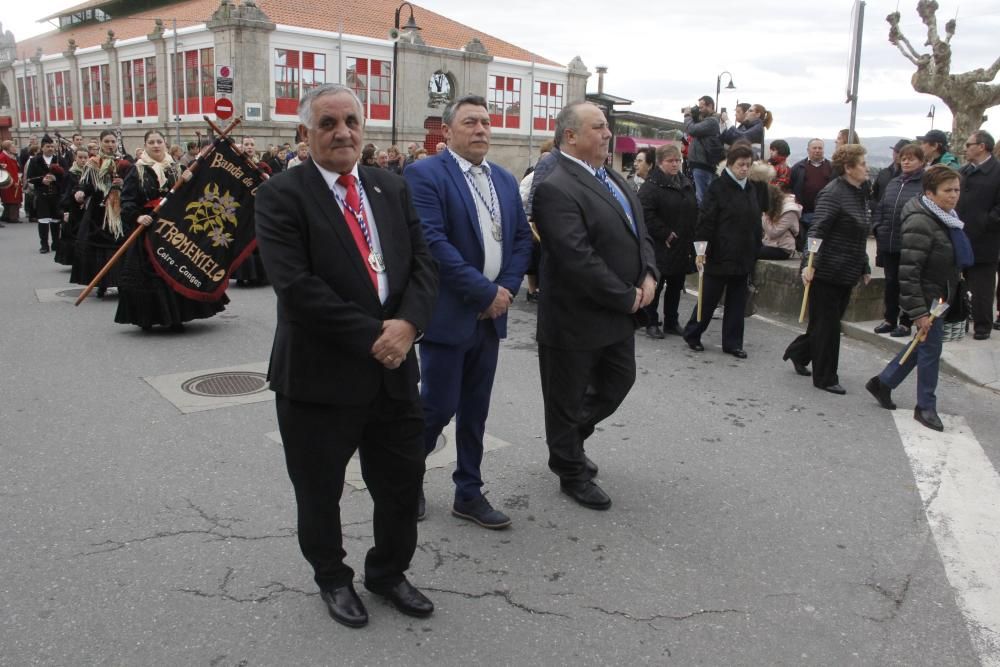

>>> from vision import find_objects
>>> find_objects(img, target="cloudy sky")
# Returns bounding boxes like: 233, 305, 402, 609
6, 0, 999, 143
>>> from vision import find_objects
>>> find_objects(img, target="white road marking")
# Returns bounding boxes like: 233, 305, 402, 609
894, 412, 1000, 665
266, 421, 513, 490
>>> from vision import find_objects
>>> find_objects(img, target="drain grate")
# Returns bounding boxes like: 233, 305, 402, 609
181, 371, 268, 397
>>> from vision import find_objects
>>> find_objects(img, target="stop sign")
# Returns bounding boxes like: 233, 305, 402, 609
215, 97, 234, 120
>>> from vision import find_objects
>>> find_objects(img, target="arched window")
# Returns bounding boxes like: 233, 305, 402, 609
0, 82, 10, 108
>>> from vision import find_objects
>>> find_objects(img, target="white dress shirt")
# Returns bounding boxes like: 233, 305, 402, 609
448, 148, 502, 281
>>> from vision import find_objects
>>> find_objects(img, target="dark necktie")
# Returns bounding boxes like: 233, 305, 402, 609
335, 173, 377, 290
596, 167, 636, 235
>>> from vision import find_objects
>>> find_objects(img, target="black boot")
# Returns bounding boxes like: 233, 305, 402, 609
38, 222, 50, 253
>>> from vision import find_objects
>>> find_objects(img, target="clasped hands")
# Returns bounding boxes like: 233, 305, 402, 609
371, 319, 417, 370
631, 274, 656, 313
478, 286, 513, 320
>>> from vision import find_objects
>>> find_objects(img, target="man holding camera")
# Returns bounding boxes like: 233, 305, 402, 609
683, 96, 723, 204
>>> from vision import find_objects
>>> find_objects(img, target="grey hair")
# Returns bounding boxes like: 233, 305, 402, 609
298, 83, 365, 127
442, 94, 489, 126
553, 101, 595, 148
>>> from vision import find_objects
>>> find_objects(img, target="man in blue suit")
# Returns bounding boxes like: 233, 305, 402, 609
405, 95, 534, 529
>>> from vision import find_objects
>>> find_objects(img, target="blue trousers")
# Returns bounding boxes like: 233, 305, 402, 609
691, 168, 715, 205
879, 318, 943, 410
419, 320, 500, 501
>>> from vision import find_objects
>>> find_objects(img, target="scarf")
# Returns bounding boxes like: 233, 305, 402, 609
921, 195, 974, 269
136, 153, 175, 189
81, 152, 124, 239
725, 167, 747, 189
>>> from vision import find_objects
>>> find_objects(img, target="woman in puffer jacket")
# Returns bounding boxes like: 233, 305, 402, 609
865, 165, 970, 432
872, 142, 925, 338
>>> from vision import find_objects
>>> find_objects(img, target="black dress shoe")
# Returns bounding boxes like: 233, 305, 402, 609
685, 338, 704, 352
645, 325, 665, 339
321, 584, 368, 628
791, 360, 811, 376
724, 348, 747, 359
452, 494, 511, 529
366, 579, 434, 618
663, 323, 684, 336
865, 376, 896, 410
974, 331, 990, 340
914, 406, 944, 432
889, 325, 912, 338
416, 488, 426, 522
560, 479, 611, 510
819, 383, 846, 395
584, 456, 599, 477
39, 247, 49, 254
873, 321, 895, 334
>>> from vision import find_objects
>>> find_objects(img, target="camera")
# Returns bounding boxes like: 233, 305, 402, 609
684, 104, 701, 121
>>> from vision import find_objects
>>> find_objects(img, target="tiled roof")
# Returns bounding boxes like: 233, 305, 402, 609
17, 0, 562, 67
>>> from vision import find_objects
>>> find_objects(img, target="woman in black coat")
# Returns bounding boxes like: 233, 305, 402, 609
54, 148, 89, 266
872, 142, 924, 337
783, 144, 872, 393
682, 144, 761, 357
114, 130, 228, 331
867, 165, 968, 432
638, 144, 697, 337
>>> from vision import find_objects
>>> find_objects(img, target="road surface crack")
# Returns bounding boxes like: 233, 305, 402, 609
423, 586, 569, 618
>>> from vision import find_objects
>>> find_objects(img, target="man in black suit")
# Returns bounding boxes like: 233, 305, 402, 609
255, 83, 439, 629
957, 130, 1000, 339
532, 102, 658, 510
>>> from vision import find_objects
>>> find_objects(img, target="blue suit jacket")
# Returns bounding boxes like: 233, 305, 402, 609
405, 151, 534, 345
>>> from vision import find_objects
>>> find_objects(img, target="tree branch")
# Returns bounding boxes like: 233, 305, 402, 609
917, 0, 941, 46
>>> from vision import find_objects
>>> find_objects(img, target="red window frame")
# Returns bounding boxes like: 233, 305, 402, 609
17, 75, 41, 124
274, 49, 326, 115
80, 64, 111, 120
488, 75, 521, 129
122, 56, 158, 118
347, 57, 391, 121
171, 48, 214, 116
533, 81, 564, 132
46, 71, 74, 122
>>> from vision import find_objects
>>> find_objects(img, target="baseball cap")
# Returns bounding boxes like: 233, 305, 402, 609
892, 139, 911, 153
917, 129, 948, 146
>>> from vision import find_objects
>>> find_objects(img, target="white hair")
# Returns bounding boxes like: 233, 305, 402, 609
298, 84, 365, 127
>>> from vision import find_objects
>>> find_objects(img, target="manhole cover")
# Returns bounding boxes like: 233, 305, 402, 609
56, 288, 85, 298
181, 371, 268, 397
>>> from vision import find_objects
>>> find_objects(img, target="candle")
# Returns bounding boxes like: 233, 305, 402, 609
798, 238, 823, 323
694, 241, 708, 322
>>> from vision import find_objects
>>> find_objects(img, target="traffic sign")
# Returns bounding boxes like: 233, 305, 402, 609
216, 65, 234, 95
215, 97, 234, 120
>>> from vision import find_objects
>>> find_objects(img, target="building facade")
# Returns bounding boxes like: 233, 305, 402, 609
0, 0, 590, 173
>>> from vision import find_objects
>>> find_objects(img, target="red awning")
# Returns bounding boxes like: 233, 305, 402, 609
615, 136, 677, 153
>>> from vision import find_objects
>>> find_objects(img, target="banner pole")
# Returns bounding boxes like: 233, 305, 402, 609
75, 118, 244, 306
202, 116, 271, 181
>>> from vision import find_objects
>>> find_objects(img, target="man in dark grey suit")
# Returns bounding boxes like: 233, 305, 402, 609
532, 102, 658, 510
255, 83, 439, 629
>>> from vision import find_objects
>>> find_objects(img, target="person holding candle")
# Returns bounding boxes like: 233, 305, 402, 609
782, 144, 872, 392
866, 165, 971, 432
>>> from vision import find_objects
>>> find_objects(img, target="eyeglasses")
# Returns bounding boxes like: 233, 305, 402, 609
966, 142, 983, 148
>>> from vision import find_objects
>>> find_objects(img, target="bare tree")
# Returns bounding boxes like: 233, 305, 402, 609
887, 0, 1000, 153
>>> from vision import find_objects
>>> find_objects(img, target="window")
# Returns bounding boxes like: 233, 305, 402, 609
488, 75, 521, 129
533, 81, 564, 132
346, 57, 391, 121
122, 56, 158, 118
274, 49, 326, 115
170, 48, 214, 116
16, 75, 41, 124
46, 70, 74, 122
80, 64, 111, 120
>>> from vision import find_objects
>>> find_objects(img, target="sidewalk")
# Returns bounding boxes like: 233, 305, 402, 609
842, 319, 1000, 393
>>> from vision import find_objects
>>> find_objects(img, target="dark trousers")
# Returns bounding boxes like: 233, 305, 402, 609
965, 262, 997, 335
38, 219, 60, 250
642, 272, 686, 328
757, 246, 792, 260
538, 337, 636, 483
1, 202, 20, 223
784, 279, 853, 388
275, 390, 424, 592
418, 320, 500, 501
683, 272, 748, 351
881, 252, 911, 328
879, 318, 944, 410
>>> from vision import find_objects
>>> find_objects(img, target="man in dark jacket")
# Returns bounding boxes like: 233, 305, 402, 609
683, 96, 722, 205
871, 139, 910, 211
790, 139, 835, 249
957, 130, 1000, 339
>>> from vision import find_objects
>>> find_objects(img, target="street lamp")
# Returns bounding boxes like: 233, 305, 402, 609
391, 2, 420, 147
927, 104, 936, 130
715, 71, 735, 111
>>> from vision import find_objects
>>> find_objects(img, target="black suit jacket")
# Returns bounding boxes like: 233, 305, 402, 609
957, 157, 1000, 264
255, 159, 439, 406
533, 155, 658, 350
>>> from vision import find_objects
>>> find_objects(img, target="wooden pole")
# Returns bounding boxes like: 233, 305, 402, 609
74, 117, 244, 306
798, 253, 816, 323
697, 272, 704, 322
203, 116, 271, 181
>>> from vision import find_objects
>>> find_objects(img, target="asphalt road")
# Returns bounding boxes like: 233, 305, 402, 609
2, 221, 998, 666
